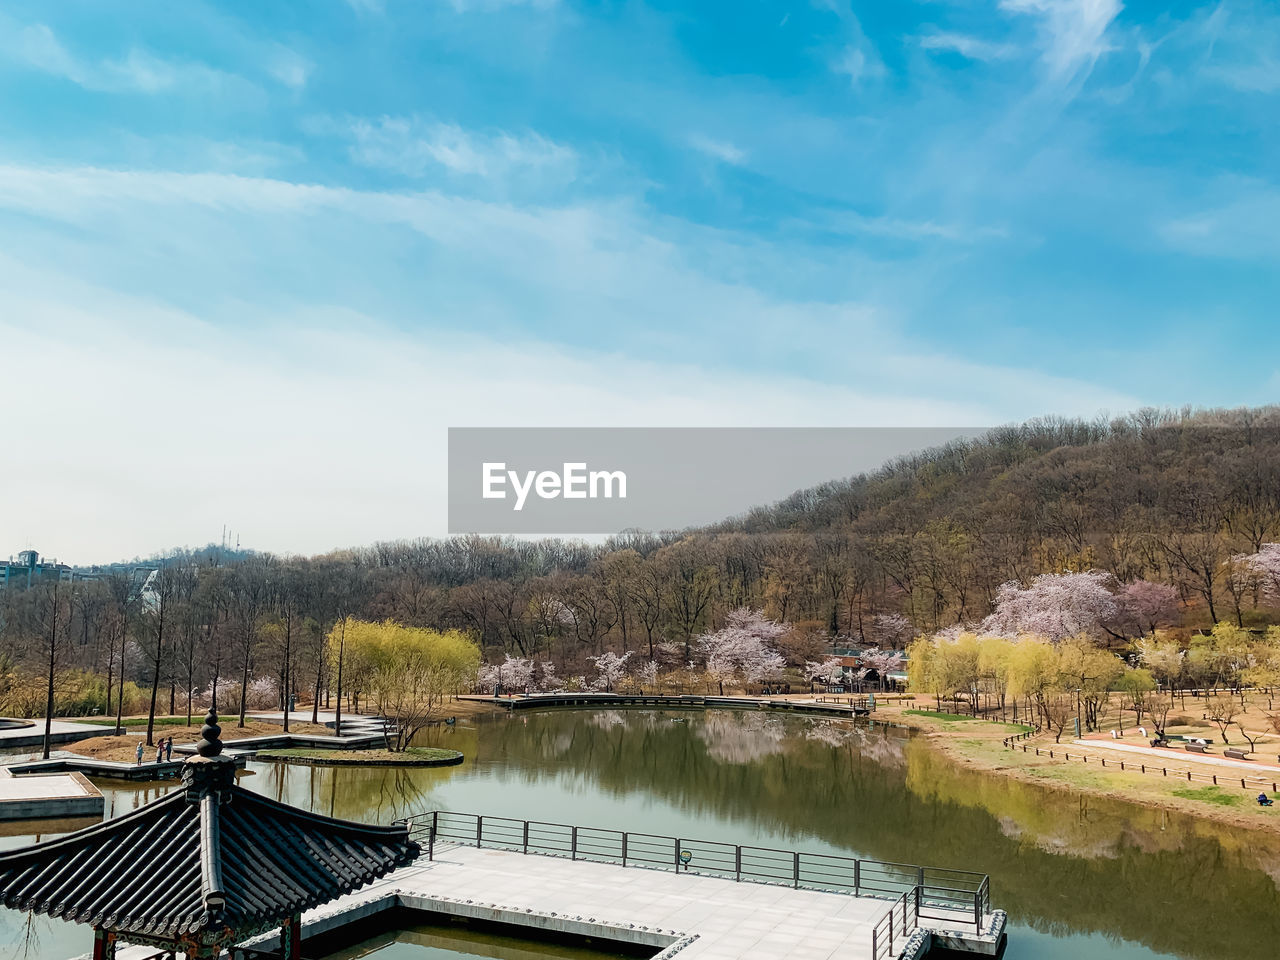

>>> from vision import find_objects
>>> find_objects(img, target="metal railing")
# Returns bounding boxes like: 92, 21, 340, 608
871, 887, 918, 960
398, 811, 990, 945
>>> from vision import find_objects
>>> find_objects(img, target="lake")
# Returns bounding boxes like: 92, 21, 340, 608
3, 708, 1278, 960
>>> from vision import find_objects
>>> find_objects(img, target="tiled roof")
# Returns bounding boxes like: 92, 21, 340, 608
0, 782, 418, 940
0, 710, 418, 944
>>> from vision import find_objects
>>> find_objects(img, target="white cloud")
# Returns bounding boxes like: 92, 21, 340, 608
347, 117, 578, 182
833, 43, 885, 86
267, 46, 312, 90
816, 3, 886, 87
1161, 179, 1280, 261
0, 163, 1139, 562
1192, 2, 1280, 93
2, 21, 238, 94
689, 135, 747, 166
445, 0, 560, 11
1000, 0, 1122, 84
812, 210, 1010, 244
919, 32, 1017, 62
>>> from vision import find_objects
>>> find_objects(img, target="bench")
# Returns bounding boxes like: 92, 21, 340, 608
1224, 749, 1251, 760
1185, 743, 1209, 754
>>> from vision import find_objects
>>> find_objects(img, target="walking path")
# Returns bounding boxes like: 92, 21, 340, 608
1071, 740, 1280, 775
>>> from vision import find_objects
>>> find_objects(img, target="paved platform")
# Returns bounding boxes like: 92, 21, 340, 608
0, 767, 103, 821
234, 843, 1002, 960
7, 753, 246, 781
0, 719, 105, 750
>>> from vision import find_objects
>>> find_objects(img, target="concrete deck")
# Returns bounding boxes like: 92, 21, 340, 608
6, 753, 247, 781
236, 844, 1003, 960
0, 719, 106, 750
0, 767, 103, 821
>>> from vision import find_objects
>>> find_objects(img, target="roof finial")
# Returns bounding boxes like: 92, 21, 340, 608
196, 707, 223, 758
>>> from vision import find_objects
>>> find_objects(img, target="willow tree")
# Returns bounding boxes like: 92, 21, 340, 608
332, 620, 480, 750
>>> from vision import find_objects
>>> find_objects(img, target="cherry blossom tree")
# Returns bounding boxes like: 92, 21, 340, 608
870, 613, 914, 648
1236, 543, 1280, 605
638, 659, 659, 692
499, 654, 535, 693
860, 648, 905, 690
980, 571, 1120, 642
1114, 580, 1180, 637
537, 660, 560, 692
588, 651, 633, 692
805, 657, 845, 690
696, 608, 787, 695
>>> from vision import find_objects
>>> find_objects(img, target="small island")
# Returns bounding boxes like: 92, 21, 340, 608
254, 746, 464, 767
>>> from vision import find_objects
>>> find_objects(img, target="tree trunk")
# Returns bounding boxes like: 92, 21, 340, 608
334, 619, 346, 737
114, 610, 128, 736
41, 586, 59, 760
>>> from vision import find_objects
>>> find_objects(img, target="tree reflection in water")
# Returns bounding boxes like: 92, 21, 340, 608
3, 710, 1280, 960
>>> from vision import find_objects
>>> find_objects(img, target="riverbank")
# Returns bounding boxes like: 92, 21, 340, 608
874, 701, 1280, 832
62, 719, 333, 762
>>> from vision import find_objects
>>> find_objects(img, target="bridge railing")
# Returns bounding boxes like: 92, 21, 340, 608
397, 810, 990, 943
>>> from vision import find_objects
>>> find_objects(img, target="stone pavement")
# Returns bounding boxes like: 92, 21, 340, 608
0, 719, 105, 750
0, 766, 103, 821
301, 843, 895, 960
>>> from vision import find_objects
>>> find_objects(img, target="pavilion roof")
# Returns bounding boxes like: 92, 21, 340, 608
0, 711, 419, 945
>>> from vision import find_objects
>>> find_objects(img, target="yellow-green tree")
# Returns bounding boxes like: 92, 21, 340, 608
328, 620, 480, 750
1056, 635, 1123, 732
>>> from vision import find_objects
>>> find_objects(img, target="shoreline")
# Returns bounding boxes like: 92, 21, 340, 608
877, 707, 1280, 833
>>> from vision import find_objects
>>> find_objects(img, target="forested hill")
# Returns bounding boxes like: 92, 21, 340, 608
334, 406, 1280, 649
711, 408, 1280, 542
10, 407, 1279, 693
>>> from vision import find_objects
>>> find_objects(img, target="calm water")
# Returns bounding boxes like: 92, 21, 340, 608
321, 920, 636, 959
3, 709, 1279, 960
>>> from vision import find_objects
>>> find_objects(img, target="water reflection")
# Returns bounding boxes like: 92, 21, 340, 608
1, 709, 1278, 960
321, 920, 637, 960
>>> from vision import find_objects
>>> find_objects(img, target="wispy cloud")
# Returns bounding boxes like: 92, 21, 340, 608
267, 46, 312, 90
919, 32, 1017, 62
814, 210, 1010, 244
3, 22, 237, 94
833, 43, 885, 86
816, 2, 886, 86
1161, 179, 1280, 261
0, 163, 1136, 558
689, 134, 747, 166
1192, 2, 1280, 93
1000, 0, 1122, 85
347, 116, 578, 182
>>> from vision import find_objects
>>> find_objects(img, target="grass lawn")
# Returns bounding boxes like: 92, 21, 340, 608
904, 709, 1033, 732
1171, 785, 1245, 807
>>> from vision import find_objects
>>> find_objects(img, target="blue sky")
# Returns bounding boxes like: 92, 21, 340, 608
0, 0, 1277, 560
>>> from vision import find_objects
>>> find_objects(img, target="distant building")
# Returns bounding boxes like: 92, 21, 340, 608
1, 550, 72, 590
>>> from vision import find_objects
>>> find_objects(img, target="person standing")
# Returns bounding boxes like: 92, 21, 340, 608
164, 736, 173, 762
135, 741, 143, 765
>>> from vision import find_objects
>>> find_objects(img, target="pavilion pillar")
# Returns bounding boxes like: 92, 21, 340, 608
282, 913, 302, 960
91, 927, 115, 960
